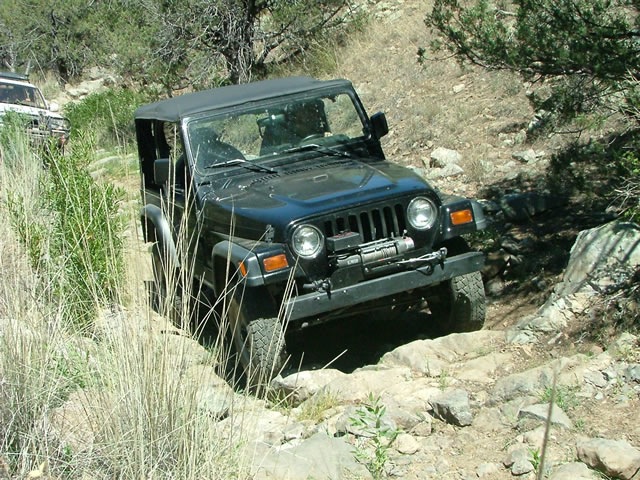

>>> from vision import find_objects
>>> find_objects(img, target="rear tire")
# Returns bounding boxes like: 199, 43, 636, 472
151, 240, 184, 324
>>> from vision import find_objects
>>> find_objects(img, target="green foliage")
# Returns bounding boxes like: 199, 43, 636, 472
0, 112, 33, 166
7, 136, 126, 330
540, 384, 579, 411
529, 447, 541, 472
426, 0, 640, 127
1, 0, 361, 89
350, 394, 399, 479
64, 88, 154, 149
0, 0, 98, 81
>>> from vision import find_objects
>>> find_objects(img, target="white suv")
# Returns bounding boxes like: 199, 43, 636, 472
0, 72, 70, 149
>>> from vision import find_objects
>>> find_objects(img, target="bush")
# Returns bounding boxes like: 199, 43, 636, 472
64, 88, 155, 149
426, 0, 640, 128
6, 133, 126, 330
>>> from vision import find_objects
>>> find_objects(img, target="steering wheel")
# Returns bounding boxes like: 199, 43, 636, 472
300, 133, 324, 143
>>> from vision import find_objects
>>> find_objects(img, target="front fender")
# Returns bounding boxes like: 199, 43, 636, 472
211, 241, 264, 296
439, 196, 487, 241
211, 240, 293, 297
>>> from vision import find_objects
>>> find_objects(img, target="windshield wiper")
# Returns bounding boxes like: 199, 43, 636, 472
206, 158, 277, 174
282, 143, 352, 158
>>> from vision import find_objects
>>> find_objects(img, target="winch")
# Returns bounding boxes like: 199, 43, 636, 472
331, 235, 415, 268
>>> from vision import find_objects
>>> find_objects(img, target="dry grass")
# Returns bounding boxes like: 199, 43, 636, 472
0, 135, 269, 478
330, 1, 533, 190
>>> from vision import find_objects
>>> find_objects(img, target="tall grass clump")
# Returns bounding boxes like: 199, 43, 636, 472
5, 131, 126, 330
1, 128, 253, 478
64, 88, 156, 150
0, 122, 95, 475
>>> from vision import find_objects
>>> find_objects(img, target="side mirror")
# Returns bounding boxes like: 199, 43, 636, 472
153, 158, 171, 185
48, 101, 60, 112
370, 111, 389, 139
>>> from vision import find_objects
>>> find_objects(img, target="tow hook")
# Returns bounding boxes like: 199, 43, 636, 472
303, 278, 332, 295
397, 247, 448, 269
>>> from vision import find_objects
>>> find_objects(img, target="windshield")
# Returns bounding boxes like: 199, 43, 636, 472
185, 91, 367, 174
0, 82, 47, 109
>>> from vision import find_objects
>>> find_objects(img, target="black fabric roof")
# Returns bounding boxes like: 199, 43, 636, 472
134, 76, 352, 122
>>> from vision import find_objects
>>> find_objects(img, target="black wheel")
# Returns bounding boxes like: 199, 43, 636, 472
429, 271, 486, 333
150, 240, 183, 322
227, 287, 287, 386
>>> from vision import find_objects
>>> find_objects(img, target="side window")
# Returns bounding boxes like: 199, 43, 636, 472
162, 121, 187, 187
324, 94, 365, 140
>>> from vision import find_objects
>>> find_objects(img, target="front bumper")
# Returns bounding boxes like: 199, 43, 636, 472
284, 251, 484, 321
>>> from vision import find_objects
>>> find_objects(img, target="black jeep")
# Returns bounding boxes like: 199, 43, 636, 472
135, 76, 487, 381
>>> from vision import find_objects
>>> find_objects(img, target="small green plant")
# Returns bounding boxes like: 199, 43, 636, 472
438, 369, 450, 391
350, 394, 399, 479
540, 384, 579, 411
529, 447, 541, 472
615, 151, 640, 221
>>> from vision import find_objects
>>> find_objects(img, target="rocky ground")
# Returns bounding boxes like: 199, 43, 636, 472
52, 219, 637, 480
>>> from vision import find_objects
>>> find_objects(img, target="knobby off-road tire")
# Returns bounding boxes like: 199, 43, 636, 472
151, 240, 184, 323
228, 289, 287, 387
430, 271, 486, 333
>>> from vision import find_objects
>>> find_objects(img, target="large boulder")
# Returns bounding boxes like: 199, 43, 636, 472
557, 221, 640, 297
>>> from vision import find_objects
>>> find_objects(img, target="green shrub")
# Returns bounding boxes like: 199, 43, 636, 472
64, 88, 155, 149
7, 134, 126, 330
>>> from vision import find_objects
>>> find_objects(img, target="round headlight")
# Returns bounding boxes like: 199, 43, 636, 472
407, 197, 438, 230
291, 225, 323, 257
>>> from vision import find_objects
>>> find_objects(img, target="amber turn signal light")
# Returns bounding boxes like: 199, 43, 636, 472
450, 209, 473, 225
263, 254, 289, 272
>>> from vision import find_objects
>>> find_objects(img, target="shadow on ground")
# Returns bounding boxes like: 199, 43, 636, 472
285, 310, 441, 374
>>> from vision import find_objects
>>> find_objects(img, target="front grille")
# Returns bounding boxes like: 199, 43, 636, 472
322, 203, 406, 243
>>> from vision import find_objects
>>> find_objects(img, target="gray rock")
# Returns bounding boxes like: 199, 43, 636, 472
512, 149, 538, 163
430, 147, 462, 167
584, 370, 608, 388
491, 356, 582, 403
500, 192, 567, 222
185, 365, 234, 418
430, 389, 473, 427
557, 221, 640, 297
548, 462, 601, 479
395, 432, 420, 454
248, 432, 372, 480
503, 448, 535, 475
476, 462, 501, 478
425, 163, 465, 179
518, 403, 573, 429
380, 399, 424, 431
271, 369, 347, 404
512, 458, 535, 475
577, 438, 640, 480
624, 364, 640, 383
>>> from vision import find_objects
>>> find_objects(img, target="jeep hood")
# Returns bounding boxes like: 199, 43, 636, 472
199, 158, 432, 239
0, 103, 63, 120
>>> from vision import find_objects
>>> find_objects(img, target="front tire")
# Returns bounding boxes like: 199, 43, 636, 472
228, 287, 287, 387
429, 271, 486, 333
